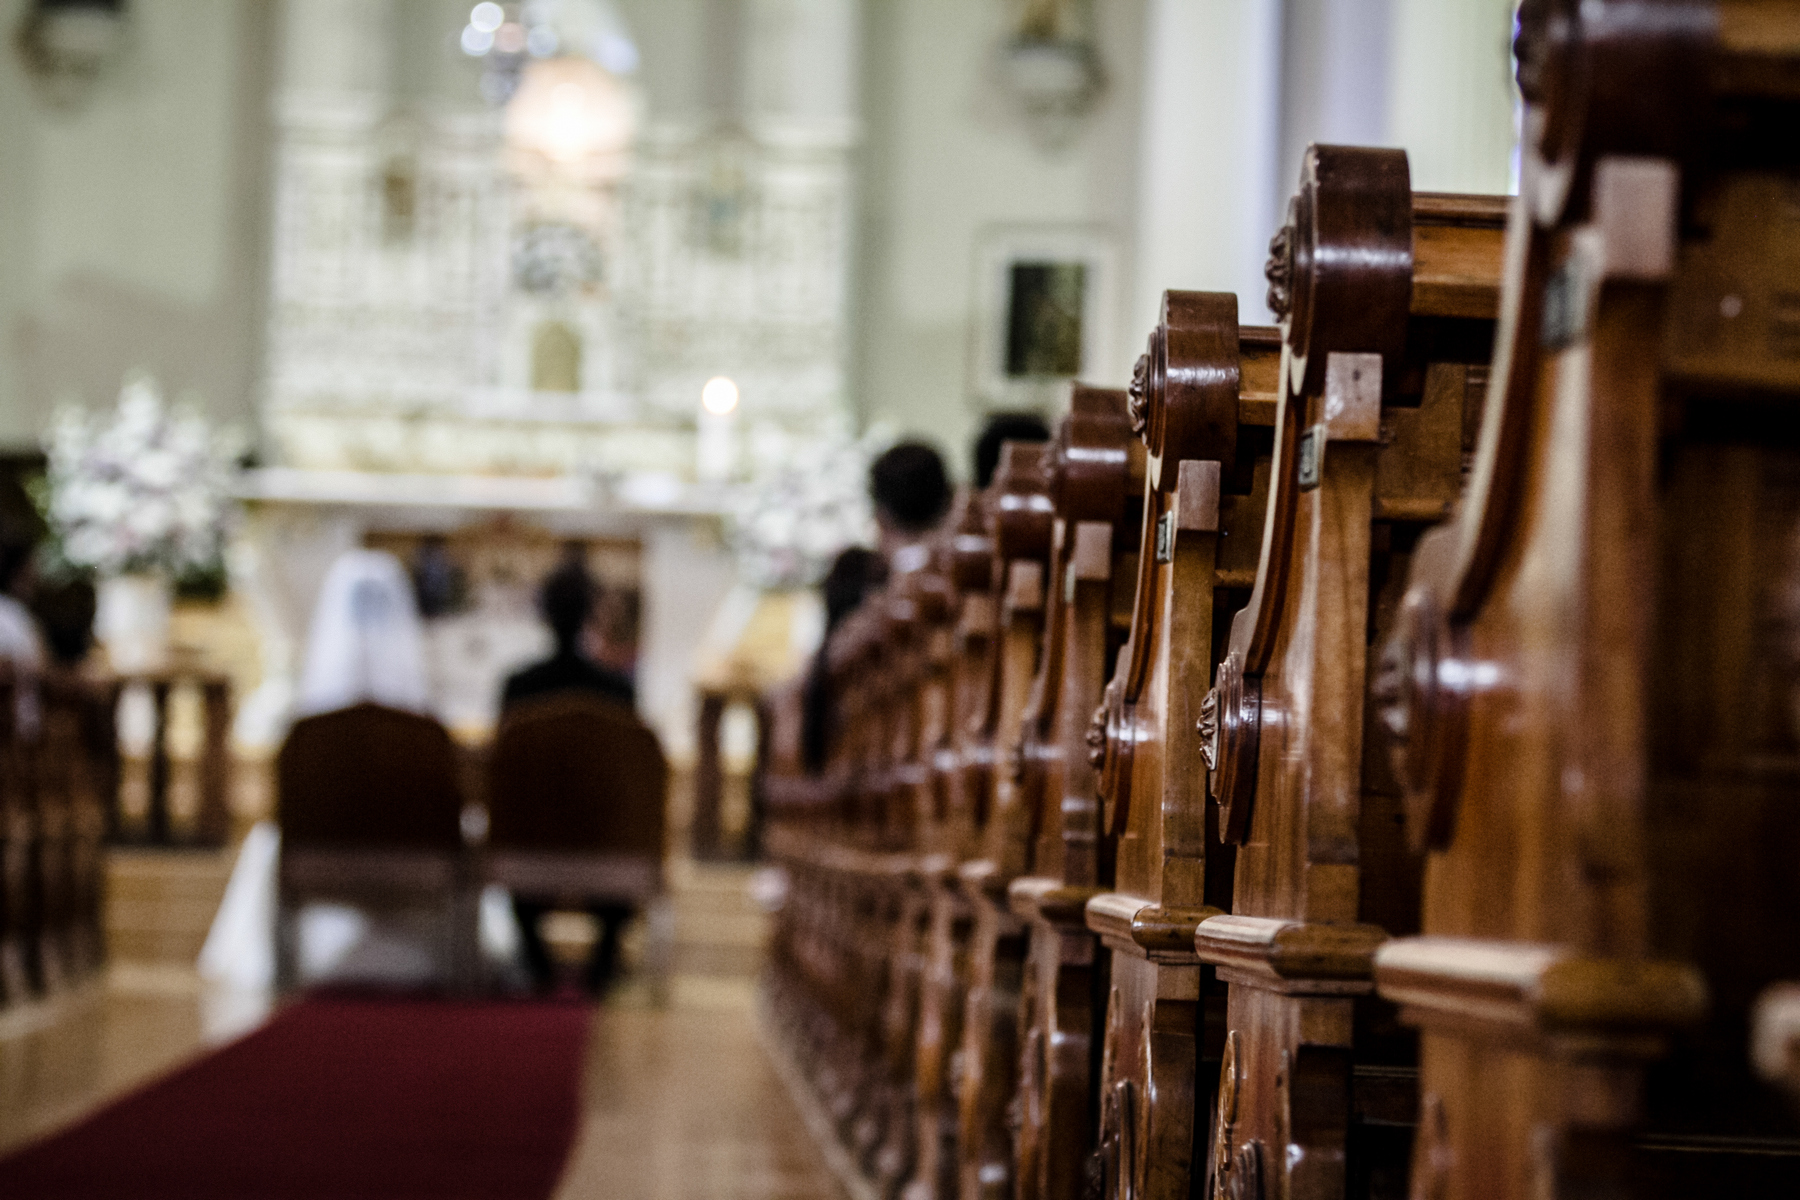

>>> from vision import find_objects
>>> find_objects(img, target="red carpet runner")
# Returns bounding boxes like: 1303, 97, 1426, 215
0, 995, 590, 1199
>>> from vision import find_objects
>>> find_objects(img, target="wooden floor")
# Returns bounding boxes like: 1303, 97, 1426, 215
0, 968, 843, 1199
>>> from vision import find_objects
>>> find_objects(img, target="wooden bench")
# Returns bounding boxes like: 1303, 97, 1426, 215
1372, 5, 1800, 1195
0, 666, 120, 1005
906, 491, 1002, 1200
1082, 294, 1280, 1200
1195, 147, 1506, 1200
1000, 385, 1141, 1200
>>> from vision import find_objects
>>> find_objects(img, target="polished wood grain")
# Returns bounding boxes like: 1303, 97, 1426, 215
1200, 147, 1503, 1200
949, 393, 1136, 1200
764, 440, 1060, 1200
1082, 295, 1272, 1200
937, 448, 1053, 1200
1373, 7, 1800, 1197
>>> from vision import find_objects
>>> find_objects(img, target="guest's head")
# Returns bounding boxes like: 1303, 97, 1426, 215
0, 475, 43, 598
820, 546, 885, 633
540, 563, 598, 654
972, 412, 1051, 489
869, 441, 950, 555
0, 537, 32, 598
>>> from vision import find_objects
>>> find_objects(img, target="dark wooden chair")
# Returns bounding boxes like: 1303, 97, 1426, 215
274, 702, 474, 992
483, 692, 672, 1000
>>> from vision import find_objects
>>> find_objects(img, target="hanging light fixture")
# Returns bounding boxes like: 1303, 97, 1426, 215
15, 0, 128, 109
999, 0, 1104, 149
504, 54, 635, 166
460, 0, 638, 108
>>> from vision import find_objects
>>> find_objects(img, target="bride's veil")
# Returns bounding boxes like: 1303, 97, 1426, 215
296, 549, 430, 716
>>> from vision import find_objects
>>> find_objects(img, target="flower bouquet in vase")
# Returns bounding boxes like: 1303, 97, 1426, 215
44, 374, 237, 672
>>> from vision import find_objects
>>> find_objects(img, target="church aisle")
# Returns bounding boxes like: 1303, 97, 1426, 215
0, 966, 842, 1199
556, 977, 845, 1200
0, 964, 256, 1159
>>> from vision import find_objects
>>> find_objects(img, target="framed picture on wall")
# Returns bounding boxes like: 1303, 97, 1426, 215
970, 224, 1118, 409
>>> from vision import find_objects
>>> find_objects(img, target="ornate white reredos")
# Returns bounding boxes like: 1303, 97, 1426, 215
263, 81, 856, 481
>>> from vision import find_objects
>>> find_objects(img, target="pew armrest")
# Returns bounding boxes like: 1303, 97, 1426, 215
1194, 915, 1387, 994
1374, 936, 1708, 1057
1085, 893, 1221, 964
1006, 877, 1102, 928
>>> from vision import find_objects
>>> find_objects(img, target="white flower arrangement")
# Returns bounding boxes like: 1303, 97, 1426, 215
44, 375, 238, 579
725, 423, 889, 590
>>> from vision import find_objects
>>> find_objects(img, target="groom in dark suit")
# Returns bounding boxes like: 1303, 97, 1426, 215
499, 558, 637, 992
501, 560, 634, 711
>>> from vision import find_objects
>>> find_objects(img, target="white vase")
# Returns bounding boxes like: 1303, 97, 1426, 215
95, 572, 173, 673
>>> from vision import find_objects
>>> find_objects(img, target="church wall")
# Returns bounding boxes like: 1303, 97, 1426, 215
849, 0, 1150, 479
0, 0, 276, 450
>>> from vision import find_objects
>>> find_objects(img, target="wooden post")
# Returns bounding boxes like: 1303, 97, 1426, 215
197, 677, 232, 847
691, 689, 726, 861
146, 679, 172, 845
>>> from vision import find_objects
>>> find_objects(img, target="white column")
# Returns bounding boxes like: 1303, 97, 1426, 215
1130, 0, 1284, 345
638, 522, 739, 765
744, 0, 860, 143
278, 0, 394, 105
1386, 0, 1518, 194
1276, 0, 1393, 198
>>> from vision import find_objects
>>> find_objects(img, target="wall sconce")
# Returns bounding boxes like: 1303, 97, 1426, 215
999, 0, 1104, 149
15, 0, 128, 110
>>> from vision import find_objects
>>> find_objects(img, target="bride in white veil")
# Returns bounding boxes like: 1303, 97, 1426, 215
295, 548, 430, 716
203, 547, 497, 994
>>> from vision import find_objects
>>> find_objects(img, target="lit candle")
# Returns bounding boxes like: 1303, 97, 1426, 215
697, 375, 739, 483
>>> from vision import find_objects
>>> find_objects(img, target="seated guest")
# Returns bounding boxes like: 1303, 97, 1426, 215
500, 560, 638, 993
0, 531, 43, 674
0, 479, 44, 672
869, 440, 951, 560
972, 411, 1051, 488
801, 546, 886, 773
501, 563, 635, 711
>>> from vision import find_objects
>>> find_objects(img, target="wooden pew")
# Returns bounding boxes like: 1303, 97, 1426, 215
37, 670, 119, 986
950, 402, 1130, 1200
815, 605, 912, 1177
900, 446, 1051, 1194
0, 667, 121, 1004
999, 385, 1142, 1200
860, 588, 934, 1191
907, 493, 995, 1200
0, 669, 30, 1003
1372, 5, 1800, 1195
1082, 294, 1280, 1200
763, 469, 1052, 1199
1195, 148, 1506, 1199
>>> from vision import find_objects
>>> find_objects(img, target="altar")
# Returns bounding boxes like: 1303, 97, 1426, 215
226, 0, 862, 770
229, 466, 750, 761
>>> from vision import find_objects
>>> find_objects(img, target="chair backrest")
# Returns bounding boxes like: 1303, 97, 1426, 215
277, 703, 463, 850
486, 692, 667, 858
